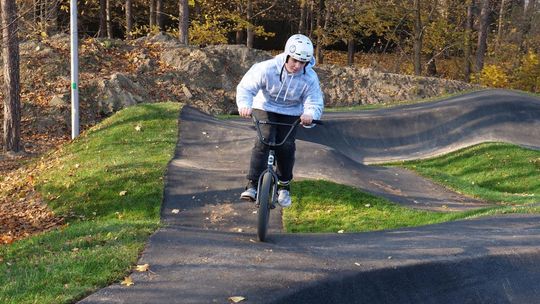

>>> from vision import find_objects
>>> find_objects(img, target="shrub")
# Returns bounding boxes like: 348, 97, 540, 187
476, 64, 509, 88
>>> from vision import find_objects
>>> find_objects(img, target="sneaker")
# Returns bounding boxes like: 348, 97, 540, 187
240, 180, 257, 202
277, 189, 292, 207
241, 187, 257, 202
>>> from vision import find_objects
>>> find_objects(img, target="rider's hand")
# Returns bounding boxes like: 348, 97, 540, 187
300, 114, 313, 125
239, 107, 252, 118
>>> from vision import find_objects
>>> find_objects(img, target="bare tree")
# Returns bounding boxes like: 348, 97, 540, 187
315, 0, 325, 63
347, 38, 355, 65
150, 0, 156, 28
179, 0, 189, 44
413, 0, 423, 75
98, 0, 107, 37
517, 0, 537, 52
464, 0, 475, 82
126, 0, 133, 39
106, 0, 112, 38
476, 0, 490, 72
157, 0, 164, 32
496, 0, 506, 46
299, 0, 307, 34
246, 0, 254, 48
1, 0, 21, 153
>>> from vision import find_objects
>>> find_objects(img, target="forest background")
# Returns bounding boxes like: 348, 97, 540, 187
12, 0, 540, 90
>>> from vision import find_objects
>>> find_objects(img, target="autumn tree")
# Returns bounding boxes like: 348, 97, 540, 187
1, 0, 21, 153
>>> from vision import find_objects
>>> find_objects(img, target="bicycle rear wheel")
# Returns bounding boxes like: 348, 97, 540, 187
257, 172, 274, 242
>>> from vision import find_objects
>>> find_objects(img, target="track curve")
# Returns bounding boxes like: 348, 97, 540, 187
79, 89, 540, 304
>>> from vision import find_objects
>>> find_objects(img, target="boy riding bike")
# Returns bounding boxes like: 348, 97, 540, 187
236, 34, 324, 207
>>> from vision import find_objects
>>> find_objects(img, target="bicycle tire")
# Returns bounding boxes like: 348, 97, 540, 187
257, 172, 274, 242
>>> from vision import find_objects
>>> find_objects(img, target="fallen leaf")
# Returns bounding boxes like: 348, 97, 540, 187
135, 124, 142, 131
121, 276, 134, 286
135, 264, 150, 272
171, 209, 180, 214
228, 296, 246, 303
119, 191, 127, 196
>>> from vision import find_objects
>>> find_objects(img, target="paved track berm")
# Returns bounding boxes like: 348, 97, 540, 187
80, 89, 540, 303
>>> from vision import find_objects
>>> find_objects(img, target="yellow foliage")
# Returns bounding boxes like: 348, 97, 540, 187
476, 64, 509, 88
189, 20, 228, 45
512, 51, 540, 93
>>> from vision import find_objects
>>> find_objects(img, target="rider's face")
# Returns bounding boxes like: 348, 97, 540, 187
285, 57, 308, 74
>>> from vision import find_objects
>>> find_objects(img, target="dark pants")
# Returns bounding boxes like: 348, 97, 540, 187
247, 109, 299, 184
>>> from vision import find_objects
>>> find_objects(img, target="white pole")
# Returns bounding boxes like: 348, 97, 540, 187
70, 0, 80, 139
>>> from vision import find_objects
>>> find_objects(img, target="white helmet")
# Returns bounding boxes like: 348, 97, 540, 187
284, 34, 313, 63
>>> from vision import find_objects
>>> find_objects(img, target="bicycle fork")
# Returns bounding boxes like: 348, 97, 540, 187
256, 150, 278, 209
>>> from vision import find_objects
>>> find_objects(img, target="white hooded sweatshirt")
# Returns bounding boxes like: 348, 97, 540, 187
236, 53, 324, 120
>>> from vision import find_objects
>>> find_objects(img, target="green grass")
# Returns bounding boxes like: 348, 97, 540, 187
284, 142, 540, 233
0, 102, 181, 304
389, 142, 540, 204
284, 180, 460, 233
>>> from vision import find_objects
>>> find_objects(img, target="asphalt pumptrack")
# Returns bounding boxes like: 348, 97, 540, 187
81, 89, 540, 303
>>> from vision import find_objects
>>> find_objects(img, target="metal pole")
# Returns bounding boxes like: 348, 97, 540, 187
70, 0, 79, 139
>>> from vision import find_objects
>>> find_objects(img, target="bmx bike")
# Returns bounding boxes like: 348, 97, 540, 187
251, 114, 322, 242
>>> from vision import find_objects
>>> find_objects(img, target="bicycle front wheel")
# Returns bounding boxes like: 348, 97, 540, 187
257, 172, 274, 242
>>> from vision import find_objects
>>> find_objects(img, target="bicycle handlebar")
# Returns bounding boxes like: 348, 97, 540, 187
251, 115, 323, 147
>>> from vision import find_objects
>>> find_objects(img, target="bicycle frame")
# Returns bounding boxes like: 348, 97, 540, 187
251, 114, 322, 241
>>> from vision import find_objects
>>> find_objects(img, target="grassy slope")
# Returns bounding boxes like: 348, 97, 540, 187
0, 103, 180, 304
284, 143, 540, 233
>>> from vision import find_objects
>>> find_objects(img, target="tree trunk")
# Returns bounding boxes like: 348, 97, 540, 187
518, 0, 536, 52
309, 0, 315, 36
476, 0, 490, 72
178, 0, 189, 44
413, 0, 423, 75
1, 0, 21, 153
315, 0, 325, 63
319, 0, 331, 64
496, 0, 506, 46
150, 0, 156, 29
106, 0, 112, 38
299, 0, 306, 34
347, 38, 355, 66
236, 30, 245, 44
464, 0, 474, 82
246, 0, 254, 48
99, 0, 107, 37
126, 0, 133, 39
426, 51, 437, 76
157, 0, 164, 32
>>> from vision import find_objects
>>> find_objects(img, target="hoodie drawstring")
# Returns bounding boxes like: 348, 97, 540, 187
275, 63, 287, 101
283, 74, 294, 102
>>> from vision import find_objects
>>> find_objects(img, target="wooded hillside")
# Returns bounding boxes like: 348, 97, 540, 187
12, 0, 540, 91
